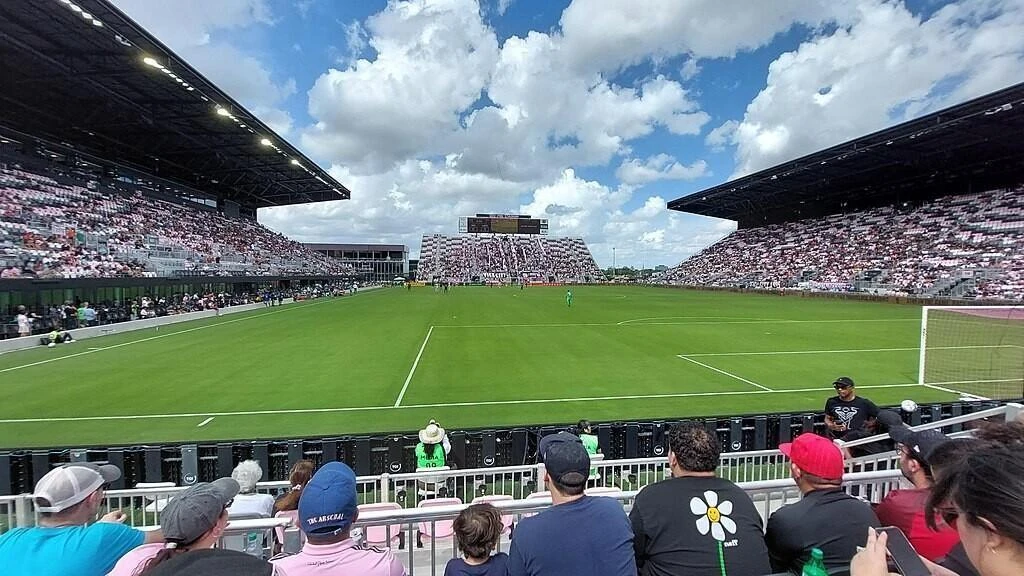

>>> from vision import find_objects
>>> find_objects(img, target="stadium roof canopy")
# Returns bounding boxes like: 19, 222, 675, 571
0, 0, 350, 210
669, 82, 1024, 228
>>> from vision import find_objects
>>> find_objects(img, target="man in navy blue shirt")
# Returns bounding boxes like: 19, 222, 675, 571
507, 433, 635, 576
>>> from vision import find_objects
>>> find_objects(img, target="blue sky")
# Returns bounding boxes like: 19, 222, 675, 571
113, 0, 1024, 267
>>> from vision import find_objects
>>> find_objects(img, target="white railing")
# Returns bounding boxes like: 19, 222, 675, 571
247, 469, 904, 576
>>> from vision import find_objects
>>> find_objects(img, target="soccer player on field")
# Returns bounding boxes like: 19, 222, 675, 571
565, 289, 573, 307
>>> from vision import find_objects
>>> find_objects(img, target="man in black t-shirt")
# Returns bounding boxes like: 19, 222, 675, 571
824, 376, 879, 440
766, 433, 880, 573
630, 424, 771, 576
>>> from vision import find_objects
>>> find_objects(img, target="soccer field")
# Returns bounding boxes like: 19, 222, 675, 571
0, 286, 990, 448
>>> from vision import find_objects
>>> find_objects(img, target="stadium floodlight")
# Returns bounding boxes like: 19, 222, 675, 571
68, 3, 81, 12
290, 159, 302, 166
260, 138, 272, 146
216, 107, 231, 117
81, 11, 92, 20
92, 19, 102, 27
142, 57, 162, 69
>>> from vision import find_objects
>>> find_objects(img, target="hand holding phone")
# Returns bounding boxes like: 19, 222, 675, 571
877, 526, 931, 576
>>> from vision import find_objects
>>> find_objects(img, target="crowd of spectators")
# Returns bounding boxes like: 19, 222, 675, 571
1, 416, 1023, 575
0, 164, 353, 279
2, 281, 356, 339
418, 234, 603, 284
656, 188, 1024, 300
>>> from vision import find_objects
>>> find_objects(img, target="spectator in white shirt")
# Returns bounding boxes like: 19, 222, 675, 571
227, 460, 275, 518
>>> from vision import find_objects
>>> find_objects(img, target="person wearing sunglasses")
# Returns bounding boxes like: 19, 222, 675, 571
874, 428, 959, 562
107, 478, 239, 576
824, 377, 880, 440
852, 444, 1024, 576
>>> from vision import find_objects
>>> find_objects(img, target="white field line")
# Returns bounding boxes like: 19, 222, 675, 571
432, 318, 920, 328
0, 382, 951, 424
197, 417, 215, 427
394, 326, 434, 407
0, 293, 386, 374
679, 345, 1017, 357
676, 355, 774, 392
617, 315, 777, 325
921, 383, 992, 401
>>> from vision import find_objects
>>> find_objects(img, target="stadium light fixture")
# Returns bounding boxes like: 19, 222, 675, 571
81, 12, 92, 19
143, 57, 162, 69
260, 138, 272, 146
216, 107, 231, 117
290, 159, 302, 167
68, 3, 81, 12
92, 19, 103, 27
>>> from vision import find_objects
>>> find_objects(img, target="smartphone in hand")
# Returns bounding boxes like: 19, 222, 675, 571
877, 526, 930, 576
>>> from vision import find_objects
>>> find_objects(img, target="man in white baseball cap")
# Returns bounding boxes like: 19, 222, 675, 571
0, 462, 164, 576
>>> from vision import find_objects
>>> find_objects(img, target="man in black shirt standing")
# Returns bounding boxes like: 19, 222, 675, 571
824, 376, 880, 440
766, 433, 880, 573
630, 424, 771, 576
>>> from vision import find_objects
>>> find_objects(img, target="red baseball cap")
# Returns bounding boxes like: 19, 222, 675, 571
779, 433, 844, 480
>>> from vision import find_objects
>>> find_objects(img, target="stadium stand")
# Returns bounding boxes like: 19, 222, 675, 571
0, 163, 353, 279
417, 234, 603, 283
657, 187, 1024, 300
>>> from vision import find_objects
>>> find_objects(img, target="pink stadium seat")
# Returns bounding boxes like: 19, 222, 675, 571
416, 497, 462, 544
358, 502, 405, 547
471, 494, 514, 534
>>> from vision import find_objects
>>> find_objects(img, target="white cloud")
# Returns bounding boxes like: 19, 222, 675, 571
726, 0, 1024, 176
705, 120, 739, 151
302, 0, 500, 172
497, 0, 515, 15
616, 154, 708, 185
558, 0, 848, 72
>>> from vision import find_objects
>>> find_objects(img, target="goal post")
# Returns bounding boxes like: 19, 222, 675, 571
919, 306, 1024, 400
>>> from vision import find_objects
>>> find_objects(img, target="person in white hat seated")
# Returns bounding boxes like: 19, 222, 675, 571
0, 463, 164, 576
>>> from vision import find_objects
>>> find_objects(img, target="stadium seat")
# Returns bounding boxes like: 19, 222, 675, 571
416, 497, 462, 547
222, 512, 272, 558
272, 510, 302, 552
471, 494, 515, 534
358, 502, 405, 548
415, 465, 451, 500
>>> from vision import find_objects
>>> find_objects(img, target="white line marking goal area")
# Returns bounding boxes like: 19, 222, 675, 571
676, 355, 774, 391
394, 325, 434, 407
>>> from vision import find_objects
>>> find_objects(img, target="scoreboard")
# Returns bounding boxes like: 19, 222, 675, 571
460, 214, 548, 235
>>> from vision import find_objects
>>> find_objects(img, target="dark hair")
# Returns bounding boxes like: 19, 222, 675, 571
924, 438, 975, 481
973, 421, 1024, 447
669, 423, 720, 472
274, 459, 316, 513
926, 444, 1024, 544
453, 504, 503, 559
135, 548, 188, 576
799, 471, 842, 488
549, 475, 586, 496
577, 420, 592, 434
424, 442, 442, 459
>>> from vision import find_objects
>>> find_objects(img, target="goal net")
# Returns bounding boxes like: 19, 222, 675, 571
919, 306, 1024, 400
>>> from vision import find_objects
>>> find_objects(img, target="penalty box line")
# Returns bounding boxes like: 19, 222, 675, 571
676, 355, 773, 391
394, 325, 434, 407
0, 382, 933, 425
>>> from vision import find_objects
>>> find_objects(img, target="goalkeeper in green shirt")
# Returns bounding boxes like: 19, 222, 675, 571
565, 288, 573, 307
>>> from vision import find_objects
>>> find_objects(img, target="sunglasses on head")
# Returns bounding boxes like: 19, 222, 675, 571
939, 507, 960, 527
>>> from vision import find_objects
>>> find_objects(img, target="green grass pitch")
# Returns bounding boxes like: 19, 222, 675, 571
0, 285, 970, 449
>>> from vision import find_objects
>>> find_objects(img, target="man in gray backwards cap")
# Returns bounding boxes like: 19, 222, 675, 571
0, 462, 165, 576
108, 477, 240, 576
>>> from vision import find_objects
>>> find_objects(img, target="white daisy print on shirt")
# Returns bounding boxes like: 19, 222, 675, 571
690, 490, 738, 542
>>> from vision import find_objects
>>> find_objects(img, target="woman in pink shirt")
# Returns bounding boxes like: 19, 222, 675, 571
107, 478, 238, 576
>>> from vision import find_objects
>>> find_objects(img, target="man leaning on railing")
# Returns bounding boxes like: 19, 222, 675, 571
0, 462, 164, 576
